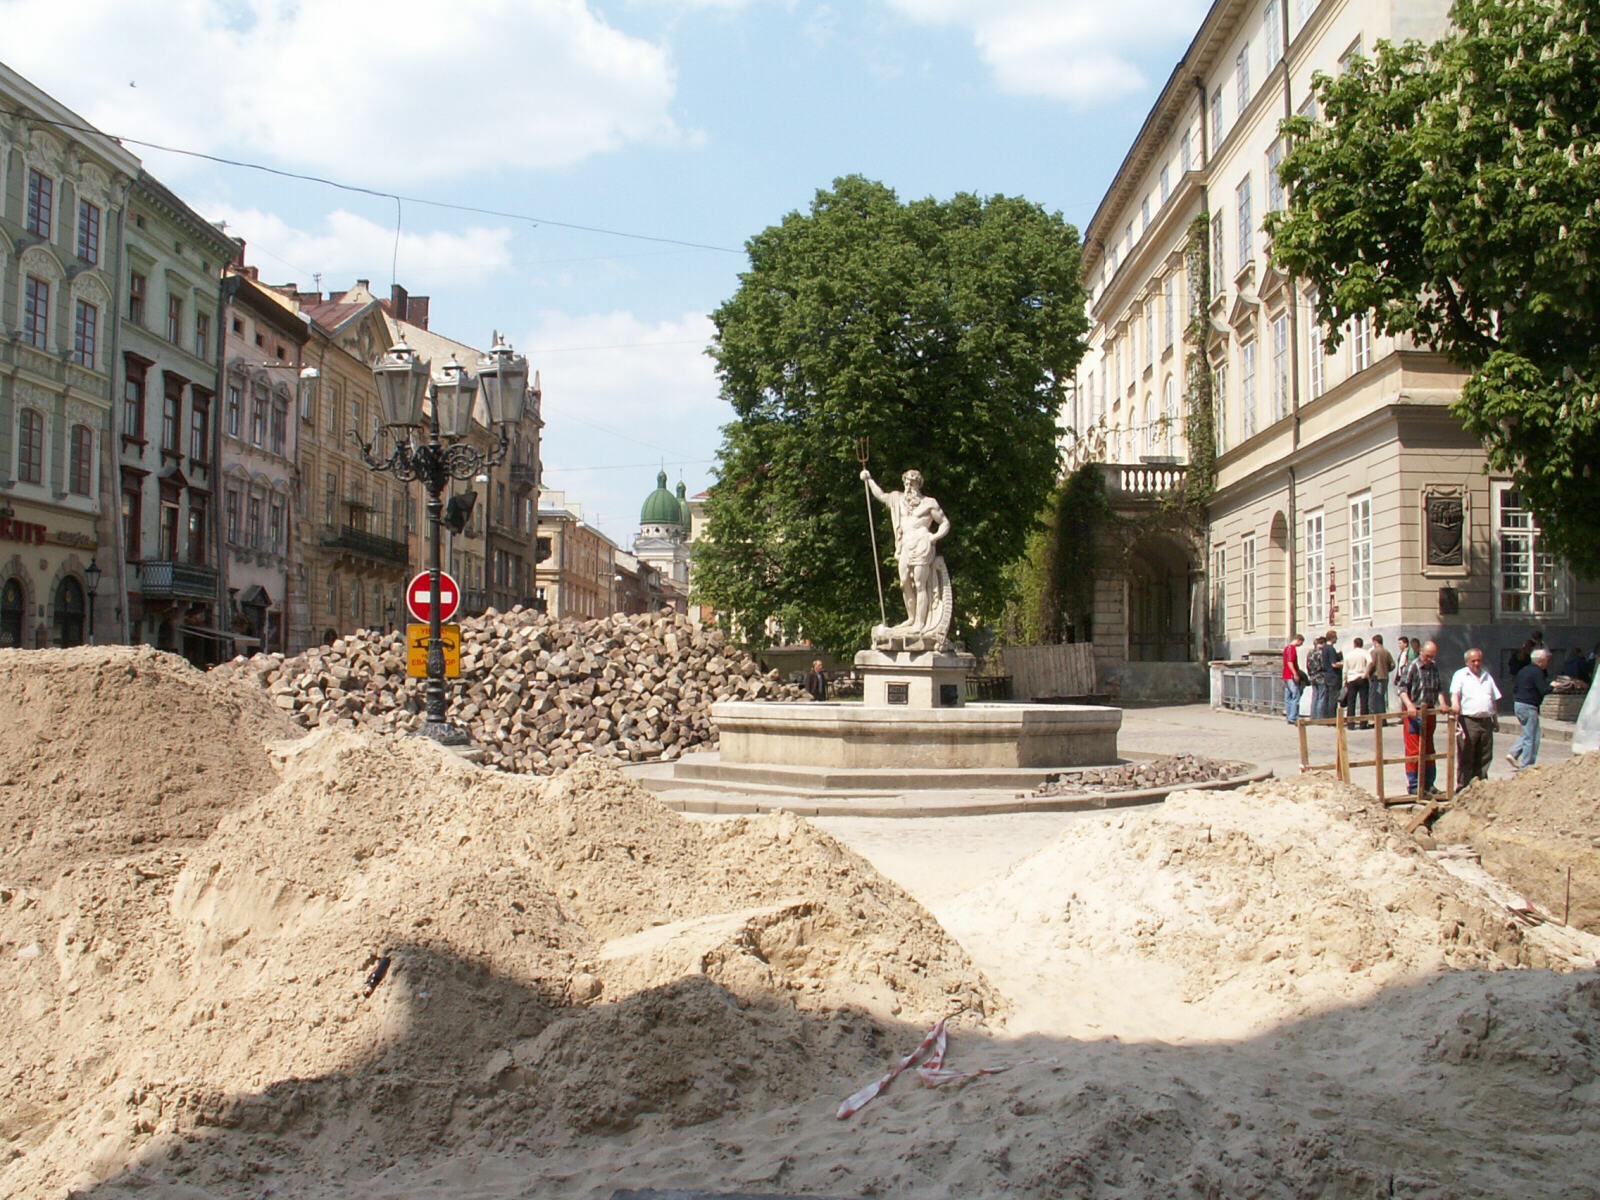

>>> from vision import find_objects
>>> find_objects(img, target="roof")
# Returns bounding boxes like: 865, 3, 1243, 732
640, 470, 688, 527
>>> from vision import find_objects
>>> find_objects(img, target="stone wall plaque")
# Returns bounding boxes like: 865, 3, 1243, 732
886, 682, 909, 706
1421, 486, 1469, 577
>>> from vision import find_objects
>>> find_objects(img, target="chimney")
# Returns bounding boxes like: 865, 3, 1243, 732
389, 283, 408, 319
408, 295, 430, 330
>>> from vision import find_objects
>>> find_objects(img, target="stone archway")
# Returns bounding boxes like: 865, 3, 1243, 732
1127, 532, 1198, 662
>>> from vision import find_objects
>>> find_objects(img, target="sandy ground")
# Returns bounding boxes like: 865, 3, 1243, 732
4, 652, 1598, 1199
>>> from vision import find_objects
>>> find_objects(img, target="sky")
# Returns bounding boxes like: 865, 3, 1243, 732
1, 0, 1208, 549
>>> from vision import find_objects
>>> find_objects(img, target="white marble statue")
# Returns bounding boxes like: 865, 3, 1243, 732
860, 467, 954, 651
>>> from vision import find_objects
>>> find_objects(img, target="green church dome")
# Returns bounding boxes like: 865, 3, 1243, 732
641, 470, 687, 527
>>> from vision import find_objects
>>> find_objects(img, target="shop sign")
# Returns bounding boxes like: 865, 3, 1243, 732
0, 516, 48, 545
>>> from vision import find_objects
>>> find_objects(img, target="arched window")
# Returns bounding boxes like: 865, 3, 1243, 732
0, 579, 25, 647
18, 408, 44, 485
54, 576, 85, 647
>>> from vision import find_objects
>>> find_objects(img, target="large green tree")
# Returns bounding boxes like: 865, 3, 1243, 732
696, 175, 1088, 650
1268, 0, 1600, 576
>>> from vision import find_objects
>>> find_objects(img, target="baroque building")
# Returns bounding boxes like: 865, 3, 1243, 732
535, 489, 617, 619
0, 64, 138, 648
632, 469, 691, 605
1068, 0, 1598, 696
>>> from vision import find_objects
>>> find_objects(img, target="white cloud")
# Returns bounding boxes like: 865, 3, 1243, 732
523, 310, 726, 546
201, 205, 514, 290
885, 0, 1209, 104
0, 0, 684, 183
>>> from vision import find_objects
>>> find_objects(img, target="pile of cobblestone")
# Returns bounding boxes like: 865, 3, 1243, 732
1025, 753, 1251, 797
213, 609, 804, 774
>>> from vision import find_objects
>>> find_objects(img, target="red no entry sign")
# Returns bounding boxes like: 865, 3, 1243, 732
405, 570, 461, 624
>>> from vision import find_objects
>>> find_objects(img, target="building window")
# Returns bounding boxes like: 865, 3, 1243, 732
1181, 129, 1193, 173
327, 572, 339, 619
326, 384, 341, 435
1351, 312, 1372, 373
1303, 509, 1326, 625
1236, 175, 1254, 265
1242, 535, 1258, 633
128, 272, 146, 325
122, 477, 142, 560
1210, 544, 1227, 642
1493, 482, 1568, 617
1307, 291, 1324, 399
227, 383, 242, 437
247, 496, 263, 549
1348, 493, 1373, 621
190, 393, 210, 463
1236, 44, 1251, 112
1163, 376, 1178, 456
1139, 196, 1150, 231
26, 169, 53, 239
76, 199, 102, 264
1210, 87, 1224, 149
1159, 164, 1171, 204
226, 488, 241, 544
1272, 313, 1289, 420
1210, 212, 1226, 295
195, 312, 210, 360
325, 472, 337, 524
271, 396, 288, 456
17, 408, 45, 485
1267, 139, 1286, 213
159, 487, 181, 560
124, 371, 146, 441
73, 300, 98, 367
162, 383, 182, 454
23, 276, 49, 349
1144, 305, 1155, 371
1264, 1, 1282, 67
1339, 36, 1363, 74
269, 496, 285, 552
1163, 275, 1176, 348
69, 424, 93, 495
1297, 0, 1317, 27
250, 387, 268, 447
1213, 361, 1229, 452
167, 294, 183, 343
1241, 338, 1258, 439
188, 496, 207, 565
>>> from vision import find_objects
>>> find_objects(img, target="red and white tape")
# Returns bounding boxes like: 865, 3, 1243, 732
836, 1015, 1018, 1119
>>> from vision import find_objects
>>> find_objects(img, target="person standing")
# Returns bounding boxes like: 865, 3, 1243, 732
1395, 635, 1417, 684
1507, 647, 1553, 769
1319, 630, 1344, 720
804, 659, 828, 702
1368, 634, 1394, 719
1396, 639, 1443, 795
1449, 647, 1502, 788
1342, 636, 1371, 726
1282, 633, 1306, 724
1306, 635, 1327, 721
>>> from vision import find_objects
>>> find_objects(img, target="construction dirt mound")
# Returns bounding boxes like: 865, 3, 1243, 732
1435, 751, 1600, 933
0, 729, 995, 1198
942, 773, 1597, 1043
0, 645, 297, 886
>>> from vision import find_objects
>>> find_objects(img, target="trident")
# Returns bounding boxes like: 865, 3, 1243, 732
856, 436, 888, 628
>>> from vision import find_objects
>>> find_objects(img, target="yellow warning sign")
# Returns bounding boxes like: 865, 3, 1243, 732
407, 623, 461, 678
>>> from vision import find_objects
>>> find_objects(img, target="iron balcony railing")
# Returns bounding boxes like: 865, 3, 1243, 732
138, 559, 219, 599
317, 524, 409, 567
509, 462, 538, 491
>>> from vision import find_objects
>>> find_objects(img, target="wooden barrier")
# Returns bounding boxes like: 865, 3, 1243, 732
1003, 642, 1096, 700
1297, 706, 1458, 804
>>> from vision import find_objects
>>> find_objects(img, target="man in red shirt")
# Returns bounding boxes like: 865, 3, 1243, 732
1282, 633, 1306, 724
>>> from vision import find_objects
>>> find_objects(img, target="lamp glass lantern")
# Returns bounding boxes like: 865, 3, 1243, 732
372, 339, 430, 428
433, 355, 479, 440
477, 333, 529, 427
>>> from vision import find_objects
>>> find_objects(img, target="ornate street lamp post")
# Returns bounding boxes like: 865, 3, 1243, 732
357, 334, 529, 744
84, 558, 101, 645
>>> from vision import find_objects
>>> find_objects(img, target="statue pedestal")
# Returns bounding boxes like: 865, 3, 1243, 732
854, 648, 976, 709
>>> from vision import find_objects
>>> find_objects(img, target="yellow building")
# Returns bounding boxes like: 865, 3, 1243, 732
535, 489, 616, 619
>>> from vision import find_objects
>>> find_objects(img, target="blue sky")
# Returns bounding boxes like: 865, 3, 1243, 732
2, 0, 1207, 547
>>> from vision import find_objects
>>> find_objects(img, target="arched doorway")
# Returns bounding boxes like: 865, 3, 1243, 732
1127, 534, 1196, 662
54, 577, 86, 647
1, 579, 25, 647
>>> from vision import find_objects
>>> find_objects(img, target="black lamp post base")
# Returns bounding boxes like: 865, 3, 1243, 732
418, 720, 473, 747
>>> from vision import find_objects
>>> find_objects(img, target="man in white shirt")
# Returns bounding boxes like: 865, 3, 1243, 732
1449, 647, 1502, 788
1342, 636, 1373, 727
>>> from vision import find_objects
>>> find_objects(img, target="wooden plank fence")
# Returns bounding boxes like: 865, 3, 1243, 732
1297, 705, 1458, 804
1003, 643, 1096, 700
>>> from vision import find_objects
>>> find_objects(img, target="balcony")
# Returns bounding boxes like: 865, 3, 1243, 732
317, 524, 409, 567
138, 559, 219, 599
509, 462, 538, 492
1098, 460, 1188, 503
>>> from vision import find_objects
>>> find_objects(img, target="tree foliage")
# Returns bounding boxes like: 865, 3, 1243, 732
1268, 0, 1600, 576
696, 175, 1088, 650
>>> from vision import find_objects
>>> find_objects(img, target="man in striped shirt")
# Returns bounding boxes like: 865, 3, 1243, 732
1396, 639, 1443, 795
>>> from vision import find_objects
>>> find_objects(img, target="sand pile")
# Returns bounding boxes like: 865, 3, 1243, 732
0, 645, 297, 885
940, 773, 1588, 1042
0, 729, 994, 1197
212, 609, 805, 774
1435, 752, 1600, 933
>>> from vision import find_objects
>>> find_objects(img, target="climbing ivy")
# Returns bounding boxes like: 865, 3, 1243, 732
1182, 211, 1217, 506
